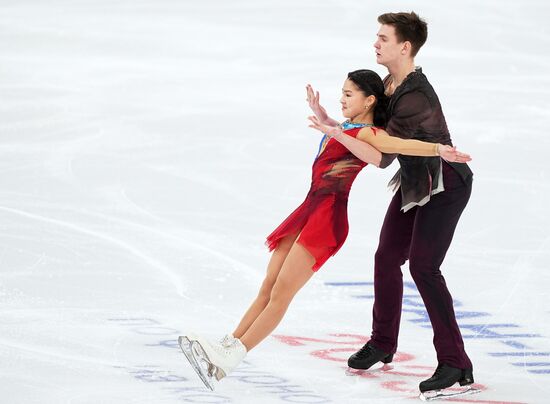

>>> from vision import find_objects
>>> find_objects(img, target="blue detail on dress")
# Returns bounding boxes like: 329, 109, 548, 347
315, 121, 373, 158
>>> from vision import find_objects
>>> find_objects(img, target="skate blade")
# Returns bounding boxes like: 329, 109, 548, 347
178, 336, 216, 391
346, 363, 393, 376
181, 335, 226, 381
419, 385, 481, 401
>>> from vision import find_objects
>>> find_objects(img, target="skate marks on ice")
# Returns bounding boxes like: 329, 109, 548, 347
273, 333, 525, 403
0, 204, 188, 298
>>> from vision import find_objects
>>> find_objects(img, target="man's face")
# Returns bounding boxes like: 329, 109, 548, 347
374, 24, 405, 67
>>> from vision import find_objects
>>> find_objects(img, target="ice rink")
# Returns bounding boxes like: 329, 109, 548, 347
1, 0, 550, 403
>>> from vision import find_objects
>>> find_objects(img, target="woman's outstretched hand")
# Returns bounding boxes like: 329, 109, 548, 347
306, 84, 340, 126
308, 115, 342, 138
437, 144, 472, 163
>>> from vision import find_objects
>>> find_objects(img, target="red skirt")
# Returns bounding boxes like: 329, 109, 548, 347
265, 193, 349, 271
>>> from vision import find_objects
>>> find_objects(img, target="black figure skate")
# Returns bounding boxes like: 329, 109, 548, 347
419, 364, 480, 401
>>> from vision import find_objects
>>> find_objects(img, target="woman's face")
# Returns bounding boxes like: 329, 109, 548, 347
340, 79, 370, 120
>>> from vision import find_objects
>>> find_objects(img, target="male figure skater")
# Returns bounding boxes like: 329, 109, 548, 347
342, 12, 476, 399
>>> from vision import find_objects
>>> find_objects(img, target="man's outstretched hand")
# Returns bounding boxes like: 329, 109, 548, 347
438, 145, 472, 163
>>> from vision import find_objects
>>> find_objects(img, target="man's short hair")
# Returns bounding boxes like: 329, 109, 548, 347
378, 11, 428, 57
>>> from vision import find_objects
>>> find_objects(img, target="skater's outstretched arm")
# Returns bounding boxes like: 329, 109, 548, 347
308, 116, 472, 165
357, 127, 472, 162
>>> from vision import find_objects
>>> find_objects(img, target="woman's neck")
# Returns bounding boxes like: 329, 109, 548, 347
350, 111, 374, 124
349, 119, 374, 125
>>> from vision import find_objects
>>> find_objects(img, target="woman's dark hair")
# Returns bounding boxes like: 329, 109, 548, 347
347, 69, 388, 127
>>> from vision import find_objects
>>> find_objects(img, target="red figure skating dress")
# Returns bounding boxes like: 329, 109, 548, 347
266, 123, 374, 271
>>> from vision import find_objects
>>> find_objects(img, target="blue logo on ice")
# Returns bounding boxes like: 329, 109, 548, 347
325, 281, 550, 375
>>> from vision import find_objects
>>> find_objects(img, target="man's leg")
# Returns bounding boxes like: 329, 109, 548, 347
408, 164, 472, 369
370, 190, 416, 354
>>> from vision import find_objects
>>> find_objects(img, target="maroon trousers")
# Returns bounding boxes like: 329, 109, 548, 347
370, 162, 473, 369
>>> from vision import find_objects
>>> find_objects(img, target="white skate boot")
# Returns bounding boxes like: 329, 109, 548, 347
193, 334, 247, 380
178, 333, 247, 389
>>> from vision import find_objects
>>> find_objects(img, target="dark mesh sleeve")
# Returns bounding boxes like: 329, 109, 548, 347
378, 92, 432, 169
379, 152, 397, 169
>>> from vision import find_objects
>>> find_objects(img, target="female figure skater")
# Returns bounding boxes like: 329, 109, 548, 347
179, 69, 471, 389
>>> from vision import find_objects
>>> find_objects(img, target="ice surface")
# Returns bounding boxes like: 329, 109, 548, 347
1, 0, 549, 403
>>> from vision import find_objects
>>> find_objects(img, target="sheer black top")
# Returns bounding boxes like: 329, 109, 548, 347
379, 67, 473, 211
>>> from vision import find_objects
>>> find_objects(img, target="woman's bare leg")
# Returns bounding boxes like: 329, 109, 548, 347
232, 233, 299, 339
239, 241, 315, 351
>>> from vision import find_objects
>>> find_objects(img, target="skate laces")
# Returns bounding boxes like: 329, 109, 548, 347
219, 334, 236, 347
214, 337, 245, 355
431, 364, 445, 378
354, 342, 376, 359
213, 342, 233, 355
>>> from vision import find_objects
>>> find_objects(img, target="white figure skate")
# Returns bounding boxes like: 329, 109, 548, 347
178, 333, 246, 390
